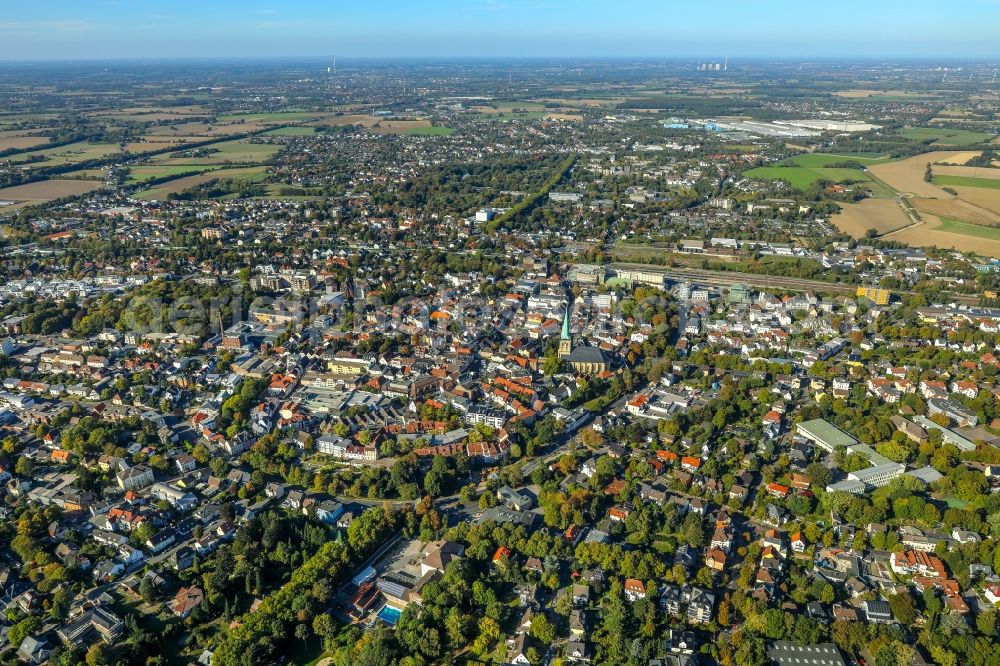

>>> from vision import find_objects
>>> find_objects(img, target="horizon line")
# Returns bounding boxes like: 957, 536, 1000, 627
0, 54, 998, 64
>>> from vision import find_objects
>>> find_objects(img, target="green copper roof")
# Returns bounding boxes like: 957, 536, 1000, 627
561, 308, 571, 340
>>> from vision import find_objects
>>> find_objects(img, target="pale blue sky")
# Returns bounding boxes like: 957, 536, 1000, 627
1, 0, 998, 60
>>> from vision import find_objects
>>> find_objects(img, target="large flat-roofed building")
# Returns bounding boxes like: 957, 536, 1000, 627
927, 397, 979, 427
326, 357, 372, 376
767, 641, 847, 666
796, 419, 858, 452
614, 269, 665, 288
911, 416, 976, 451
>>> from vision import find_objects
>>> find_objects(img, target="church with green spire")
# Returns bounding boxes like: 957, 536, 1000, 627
557, 305, 609, 374
558, 308, 573, 359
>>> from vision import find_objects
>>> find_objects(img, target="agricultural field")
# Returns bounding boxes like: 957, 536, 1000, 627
134, 166, 269, 200
950, 187, 1000, 217
150, 141, 280, 166
125, 165, 219, 185
932, 175, 1000, 190
780, 153, 892, 167
263, 126, 317, 136
370, 119, 433, 133
833, 89, 941, 99
890, 214, 1000, 257
8, 141, 125, 168
123, 139, 200, 154
310, 114, 375, 127
531, 97, 622, 108
932, 165, 1000, 180
910, 195, 1000, 227
895, 127, 995, 146
744, 153, 894, 195
0, 135, 51, 151
0, 179, 103, 206
145, 122, 266, 137
217, 111, 321, 123
404, 126, 454, 136
832, 198, 913, 237
868, 152, 968, 198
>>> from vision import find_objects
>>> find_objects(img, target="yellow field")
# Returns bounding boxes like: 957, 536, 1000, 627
0, 179, 102, 204
370, 119, 431, 133
933, 165, 1000, 180
544, 113, 584, 121
868, 153, 969, 198
935, 151, 981, 165
888, 213, 1000, 256
911, 196, 1000, 227
950, 187, 1000, 218
0, 136, 50, 151
832, 198, 913, 237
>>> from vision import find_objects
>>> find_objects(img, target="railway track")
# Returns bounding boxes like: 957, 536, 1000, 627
610, 262, 981, 305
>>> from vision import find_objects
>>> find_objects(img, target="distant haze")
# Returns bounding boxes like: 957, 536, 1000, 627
1, 0, 998, 60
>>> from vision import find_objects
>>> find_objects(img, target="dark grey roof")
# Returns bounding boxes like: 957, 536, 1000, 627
568, 345, 608, 364
767, 641, 846, 666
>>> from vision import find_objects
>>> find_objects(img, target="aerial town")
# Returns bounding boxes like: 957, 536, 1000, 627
1, 10, 1000, 666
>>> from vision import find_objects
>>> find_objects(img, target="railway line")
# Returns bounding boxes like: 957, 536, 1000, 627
610, 262, 981, 305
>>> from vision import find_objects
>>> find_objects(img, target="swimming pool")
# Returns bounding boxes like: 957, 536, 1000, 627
377, 605, 402, 626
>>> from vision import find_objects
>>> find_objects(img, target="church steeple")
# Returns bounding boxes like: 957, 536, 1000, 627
558, 306, 572, 358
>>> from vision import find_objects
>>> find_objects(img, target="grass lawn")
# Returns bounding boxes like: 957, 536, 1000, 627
264, 126, 318, 136
652, 540, 674, 554
933, 217, 1000, 241
782, 153, 893, 167
943, 496, 971, 509
896, 127, 995, 145
405, 126, 455, 136
933, 174, 1000, 190
743, 163, 893, 195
